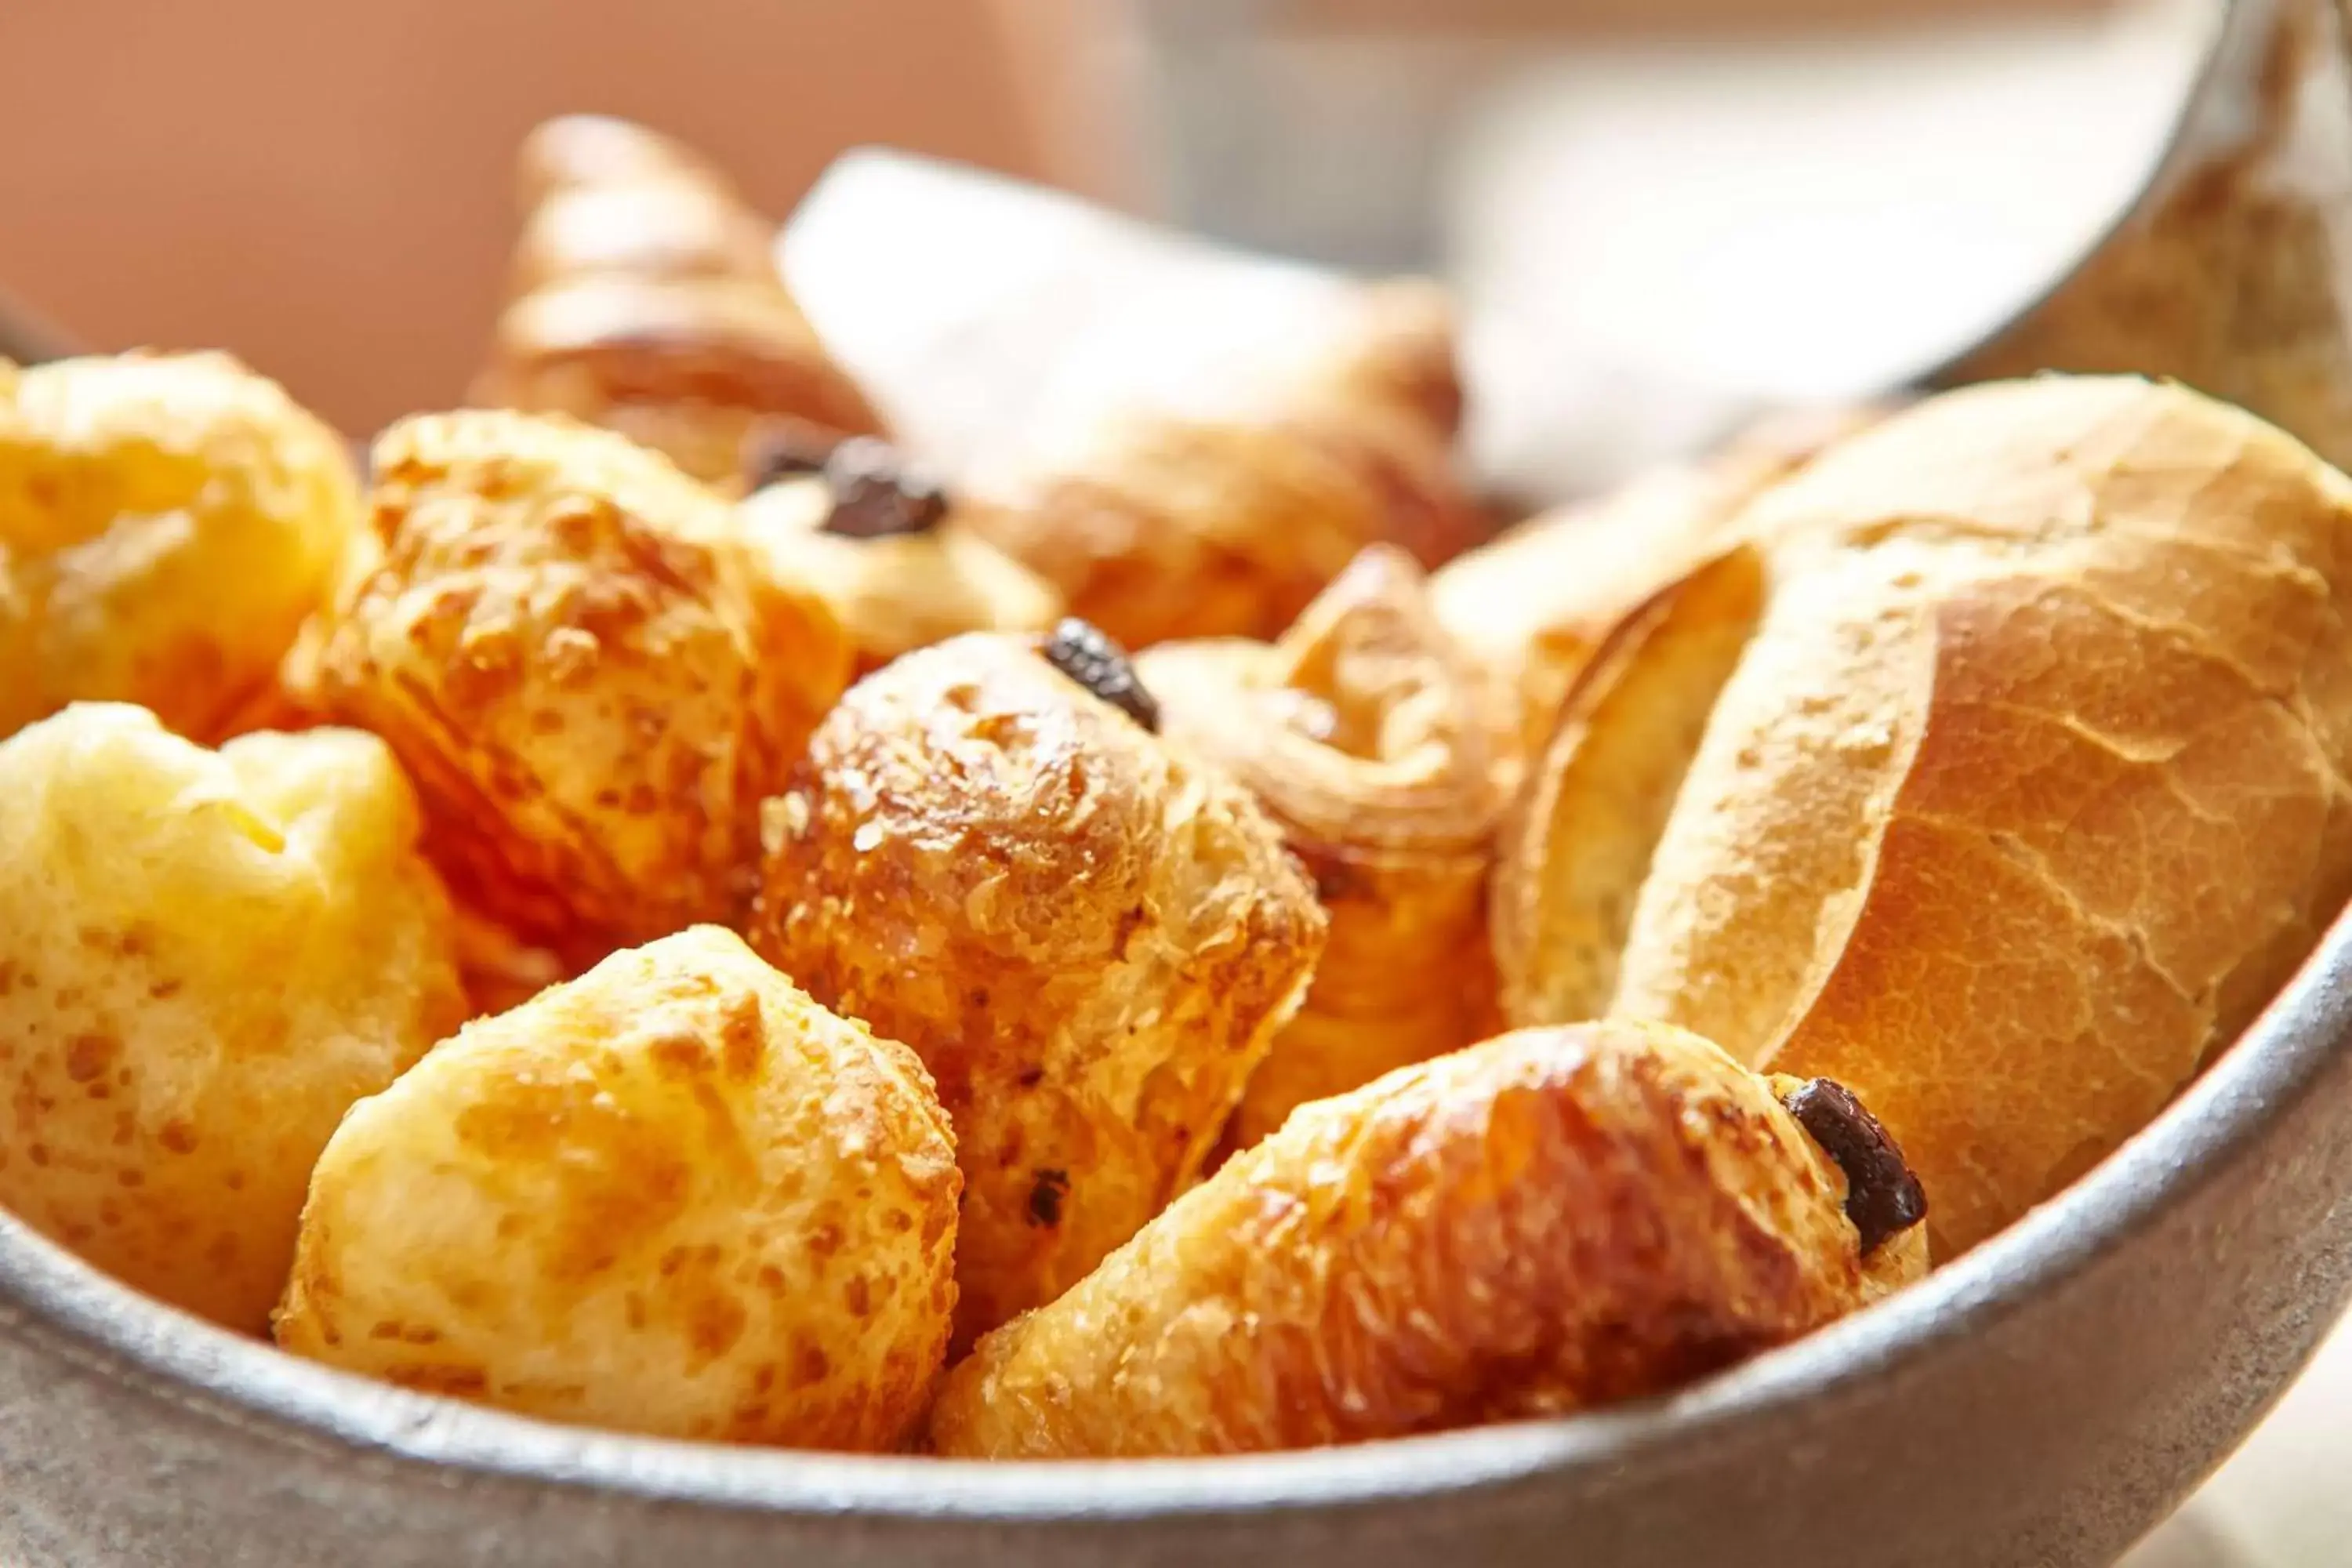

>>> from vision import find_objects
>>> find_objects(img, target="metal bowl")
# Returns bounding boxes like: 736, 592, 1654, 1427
4, 899, 2350, 1568
10, 3, 2352, 1564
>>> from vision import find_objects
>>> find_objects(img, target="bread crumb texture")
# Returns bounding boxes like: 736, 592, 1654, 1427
0, 703, 464, 1331
274, 926, 960, 1451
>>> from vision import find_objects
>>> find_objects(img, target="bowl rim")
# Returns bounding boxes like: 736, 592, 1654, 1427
3, 909, 2348, 1526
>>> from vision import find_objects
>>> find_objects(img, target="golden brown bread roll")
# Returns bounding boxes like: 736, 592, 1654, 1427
960, 282, 1483, 649
475, 115, 884, 487
749, 624, 1327, 1346
1431, 401, 1882, 785
737, 437, 1060, 676
314, 409, 849, 967
927, 1020, 1927, 1458
1500, 376, 2352, 1253
0, 704, 465, 1333
275, 927, 960, 1450
1138, 545, 1504, 1150
0, 351, 361, 743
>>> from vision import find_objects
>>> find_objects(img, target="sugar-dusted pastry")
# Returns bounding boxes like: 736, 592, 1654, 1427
783, 152, 1483, 648
927, 1021, 1927, 1458
0, 351, 361, 742
314, 410, 849, 966
275, 927, 960, 1450
738, 433, 1060, 675
1500, 376, 2352, 1253
1431, 401, 1881, 783
750, 623, 1327, 1345
1138, 545, 1503, 1150
474, 115, 884, 488
0, 704, 466, 1333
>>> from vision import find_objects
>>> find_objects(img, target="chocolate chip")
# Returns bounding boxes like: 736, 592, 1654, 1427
1780, 1077, 1926, 1254
1040, 618, 1160, 732
1026, 1168, 1070, 1228
742, 421, 840, 491
818, 437, 949, 539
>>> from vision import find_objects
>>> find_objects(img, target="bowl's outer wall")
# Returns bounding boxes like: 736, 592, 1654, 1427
2, 931, 2351, 1568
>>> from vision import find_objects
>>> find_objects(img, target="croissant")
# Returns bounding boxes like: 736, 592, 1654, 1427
749, 623, 1327, 1345
927, 1020, 1928, 1458
1138, 544, 1503, 1150
737, 434, 1060, 676
782, 155, 1481, 648
314, 409, 849, 967
474, 115, 884, 487
1431, 401, 1884, 786
1498, 376, 2352, 1253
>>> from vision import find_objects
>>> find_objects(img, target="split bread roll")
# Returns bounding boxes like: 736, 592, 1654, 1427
474, 115, 884, 487
1432, 400, 1886, 788
750, 625, 1327, 1347
927, 1020, 1927, 1458
275, 927, 960, 1450
1139, 545, 1504, 1150
1498, 376, 2352, 1254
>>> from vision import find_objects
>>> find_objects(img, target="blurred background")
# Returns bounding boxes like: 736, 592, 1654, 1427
0, 0, 2214, 497
0, 1, 2344, 1559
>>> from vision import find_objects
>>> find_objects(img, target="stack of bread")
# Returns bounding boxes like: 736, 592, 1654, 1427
0, 117, 2344, 1460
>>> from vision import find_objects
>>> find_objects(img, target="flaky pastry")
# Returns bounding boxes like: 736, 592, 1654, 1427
738, 437, 1059, 675
0, 704, 465, 1332
958, 281, 1484, 648
1501, 376, 2352, 1252
0, 351, 361, 742
314, 409, 849, 965
474, 115, 884, 487
750, 626, 1326, 1345
927, 1020, 1926, 1457
274, 927, 959, 1450
1139, 545, 1503, 1150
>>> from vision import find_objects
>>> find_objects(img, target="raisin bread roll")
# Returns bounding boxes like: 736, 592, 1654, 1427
929, 1021, 1926, 1457
750, 624, 1325, 1345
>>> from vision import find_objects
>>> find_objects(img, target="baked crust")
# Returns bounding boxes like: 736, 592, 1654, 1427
0, 351, 360, 743
1504, 376, 2352, 1252
0, 704, 464, 1333
959, 282, 1484, 648
475, 116, 884, 486
274, 926, 960, 1450
315, 410, 849, 965
739, 473, 1059, 676
927, 1021, 1926, 1457
1431, 401, 1882, 787
749, 630, 1326, 1345
1139, 545, 1503, 1149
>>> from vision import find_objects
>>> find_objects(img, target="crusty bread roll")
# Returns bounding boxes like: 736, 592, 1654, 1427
928, 1021, 1927, 1458
1139, 545, 1504, 1150
1432, 401, 1884, 787
474, 115, 884, 487
1499, 376, 2352, 1253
